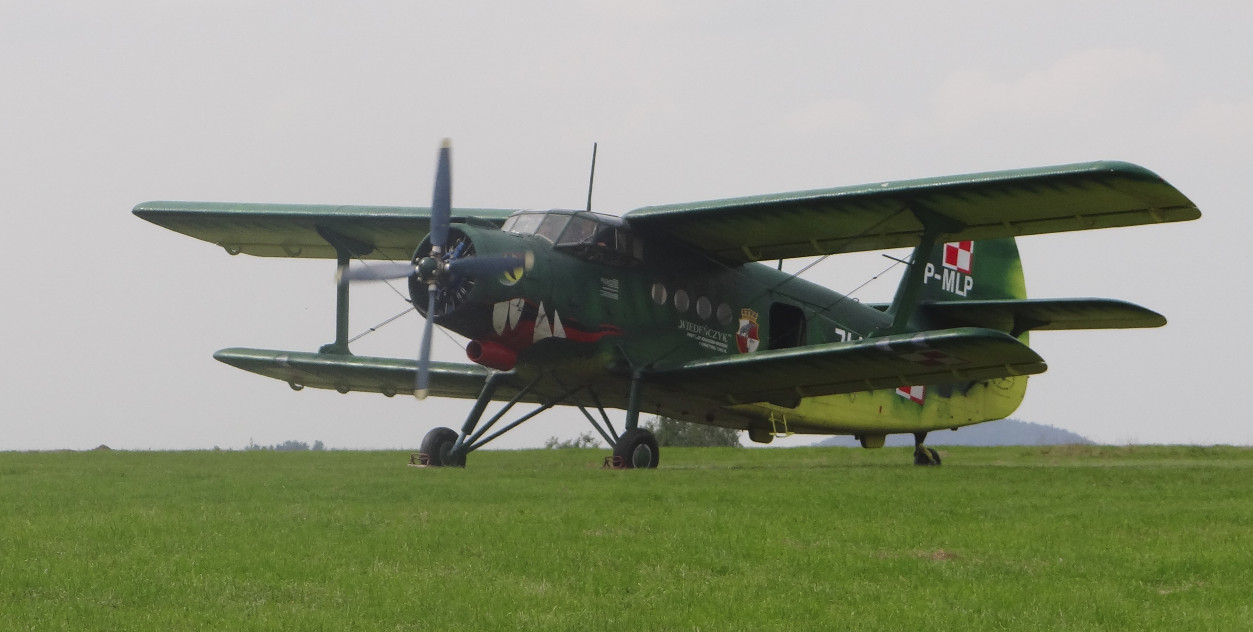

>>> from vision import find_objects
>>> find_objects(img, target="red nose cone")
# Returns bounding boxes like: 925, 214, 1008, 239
466, 340, 517, 371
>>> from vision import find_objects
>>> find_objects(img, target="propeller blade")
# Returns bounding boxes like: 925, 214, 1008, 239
338, 261, 415, 283
429, 139, 452, 251
445, 252, 532, 278
415, 284, 437, 400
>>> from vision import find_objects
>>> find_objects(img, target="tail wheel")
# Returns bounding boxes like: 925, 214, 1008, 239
421, 426, 466, 467
613, 428, 660, 469
913, 446, 942, 466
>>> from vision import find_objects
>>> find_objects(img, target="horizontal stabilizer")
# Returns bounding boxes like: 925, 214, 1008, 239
646, 327, 1046, 407
919, 298, 1166, 336
134, 202, 517, 260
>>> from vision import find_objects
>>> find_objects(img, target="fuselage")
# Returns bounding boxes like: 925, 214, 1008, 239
419, 210, 1027, 441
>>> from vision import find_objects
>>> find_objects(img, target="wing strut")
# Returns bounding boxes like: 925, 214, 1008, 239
315, 226, 377, 355
443, 372, 567, 461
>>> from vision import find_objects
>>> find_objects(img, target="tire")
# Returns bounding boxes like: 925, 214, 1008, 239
613, 428, 660, 469
420, 426, 465, 467
913, 446, 941, 466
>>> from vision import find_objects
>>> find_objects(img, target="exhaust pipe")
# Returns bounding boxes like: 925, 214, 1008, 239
466, 340, 517, 371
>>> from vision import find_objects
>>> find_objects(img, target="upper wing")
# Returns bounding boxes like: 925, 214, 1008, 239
919, 298, 1167, 336
623, 161, 1200, 263
133, 201, 519, 260
645, 327, 1046, 408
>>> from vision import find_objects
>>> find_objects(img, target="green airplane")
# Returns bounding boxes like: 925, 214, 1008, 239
134, 141, 1200, 468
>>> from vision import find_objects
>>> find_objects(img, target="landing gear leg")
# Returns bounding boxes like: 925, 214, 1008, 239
418, 372, 515, 468
912, 431, 941, 466
606, 372, 659, 469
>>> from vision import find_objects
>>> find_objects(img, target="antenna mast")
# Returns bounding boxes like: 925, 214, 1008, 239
585, 142, 598, 212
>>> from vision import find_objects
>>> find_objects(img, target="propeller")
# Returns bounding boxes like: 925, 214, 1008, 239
340, 139, 531, 399
414, 140, 453, 399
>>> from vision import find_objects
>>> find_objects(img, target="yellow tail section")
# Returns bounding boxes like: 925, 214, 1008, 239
738, 237, 1032, 441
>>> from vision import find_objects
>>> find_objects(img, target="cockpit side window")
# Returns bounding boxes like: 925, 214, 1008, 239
554, 214, 641, 266
557, 216, 598, 246
534, 214, 570, 243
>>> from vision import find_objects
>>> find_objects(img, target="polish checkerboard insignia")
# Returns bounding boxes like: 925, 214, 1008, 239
896, 385, 925, 404
943, 241, 973, 274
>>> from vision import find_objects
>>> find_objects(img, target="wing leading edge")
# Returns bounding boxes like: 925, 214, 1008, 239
133, 201, 518, 260
623, 161, 1200, 263
213, 348, 498, 399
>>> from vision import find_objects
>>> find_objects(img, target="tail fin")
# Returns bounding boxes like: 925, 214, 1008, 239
918, 237, 1026, 303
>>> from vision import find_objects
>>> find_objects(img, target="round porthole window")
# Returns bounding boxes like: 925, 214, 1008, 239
696, 296, 712, 320
651, 282, 667, 305
674, 289, 690, 312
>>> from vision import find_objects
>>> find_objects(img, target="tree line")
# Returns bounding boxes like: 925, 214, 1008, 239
244, 439, 326, 451
545, 416, 741, 448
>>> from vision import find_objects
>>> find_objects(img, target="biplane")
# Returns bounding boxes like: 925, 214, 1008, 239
134, 142, 1200, 467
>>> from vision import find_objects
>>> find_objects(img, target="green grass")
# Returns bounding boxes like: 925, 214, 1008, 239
3, 446, 1251, 630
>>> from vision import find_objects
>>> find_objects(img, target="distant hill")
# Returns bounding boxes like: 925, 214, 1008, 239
814, 419, 1094, 448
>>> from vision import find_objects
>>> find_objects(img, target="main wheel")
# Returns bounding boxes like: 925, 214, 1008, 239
613, 428, 660, 469
421, 426, 466, 467
913, 446, 942, 466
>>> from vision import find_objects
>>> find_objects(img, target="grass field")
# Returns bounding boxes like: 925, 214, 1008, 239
3, 445, 1251, 630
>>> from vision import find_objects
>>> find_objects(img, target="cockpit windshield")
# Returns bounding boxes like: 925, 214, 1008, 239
502, 212, 543, 236
501, 210, 640, 265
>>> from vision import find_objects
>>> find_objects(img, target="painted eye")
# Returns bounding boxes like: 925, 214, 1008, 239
502, 265, 524, 286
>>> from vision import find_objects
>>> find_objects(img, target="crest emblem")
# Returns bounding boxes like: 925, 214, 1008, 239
736, 308, 760, 353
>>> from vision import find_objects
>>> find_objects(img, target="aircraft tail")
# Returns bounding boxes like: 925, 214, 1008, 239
911, 236, 1032, 428
860, 236, 1034, 436
917, 237, 1027, 304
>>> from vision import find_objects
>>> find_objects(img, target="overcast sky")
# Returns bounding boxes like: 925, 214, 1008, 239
3, 1, 1249, 450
